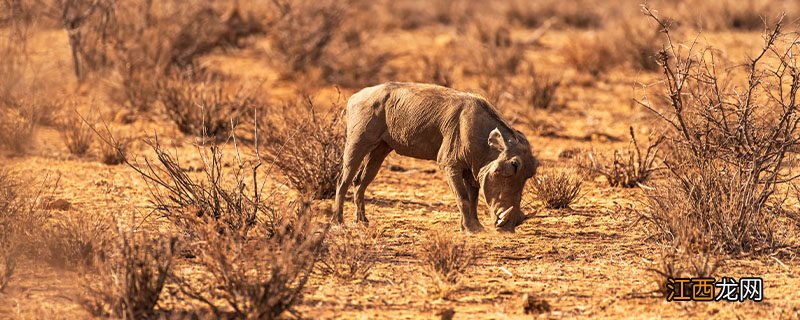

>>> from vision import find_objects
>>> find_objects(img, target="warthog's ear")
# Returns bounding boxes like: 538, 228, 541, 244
488, 128, 506, 152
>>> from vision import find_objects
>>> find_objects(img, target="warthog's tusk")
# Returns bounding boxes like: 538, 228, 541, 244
496, 207, 514, 226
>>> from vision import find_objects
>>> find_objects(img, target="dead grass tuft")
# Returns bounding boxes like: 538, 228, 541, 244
531, 170, 582, 209
0, 169, 51, 292
517, 66, 561, 110
562, 32, 618, 77
419, 230, 476, 286
158, 74, 252, 140
319, 225, 385, 281
175, 203, 326, 319
579, 127, 663, 188
81, 219, 177, 319
59, 109, 95, 157
45, 212, 111, 270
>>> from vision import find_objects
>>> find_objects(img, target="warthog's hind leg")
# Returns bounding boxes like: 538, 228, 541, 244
334, 142, 372, 224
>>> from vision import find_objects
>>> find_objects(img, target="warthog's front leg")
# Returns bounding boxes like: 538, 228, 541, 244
443, 167, 484, 233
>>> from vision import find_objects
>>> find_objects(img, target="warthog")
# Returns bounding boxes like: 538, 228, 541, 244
334, 82, 539, 232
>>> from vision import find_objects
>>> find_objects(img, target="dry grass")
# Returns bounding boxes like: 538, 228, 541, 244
0, 103, 37, 154
80, 1, 265, 111
678, 0, 793, 31
44, 212, 111, 270
517, 65, 561, 110
638, 6, 800, 254
97, 127, 131, 165
579, 127, 663, 188
0, 169, 51, 292
419, 52, 457, 88
158, 74, 252, 140
506, 0, 603, 29
174, 204, 326, 319
123, 139, 270, 238
318, 225, 385, 281
562, 32, 618, 77
59, 110, 95, 157
81, 219, 177, 318
418, 230, 476, 298
648, 247, 722, 298
260, 96, 345, 200
269, 0, 345, 76
531, 170, 582, 209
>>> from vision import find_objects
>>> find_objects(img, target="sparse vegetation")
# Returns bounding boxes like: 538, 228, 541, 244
518, 66, 561, 110
269, 0, 345, 76
531, 170, 582, 209
174, 204, 326, 319
97, 126, 130, 165
59, 110, 95, 156
122, 139, 268, 238
419, 231, 476, 285
44, 212, 110, 269
0, 170, 51, 292
638, 6, 800, 254
158, 74, 252, 140
318, 225, 385, 281
260, 96, 345, 199
81, 219, 177, 319
562, 32, 618, 77
418, 230, 476, 299
4, 0, 800, 317
580, 127, 663, 188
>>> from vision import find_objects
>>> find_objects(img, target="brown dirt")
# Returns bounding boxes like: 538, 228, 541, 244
1, 16, 799, 320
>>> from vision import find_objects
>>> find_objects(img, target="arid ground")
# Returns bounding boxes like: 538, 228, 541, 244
1, 0, 800, 319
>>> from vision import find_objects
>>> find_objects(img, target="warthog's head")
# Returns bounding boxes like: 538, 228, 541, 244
479, 128, 538, 232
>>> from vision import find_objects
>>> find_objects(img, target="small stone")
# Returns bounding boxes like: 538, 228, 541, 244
43, 198, 72, 211
522, 293, 551, 315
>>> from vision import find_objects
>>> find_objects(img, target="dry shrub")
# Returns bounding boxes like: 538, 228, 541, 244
417, 230, 477, 284
58, 110, 95, 156
638, 7, 800, 254
322, 44, 395, 88
649, 247, 722, 298
0, 170, 51, 292
96, 125, 131, 165
175, 205, 326, 319
517, 66, 561, 110
562, 32, 618, 77
0, 103, 37, 154
419, 52, 457, 88
75, 1, 265, 111
269, 0, 345, 76
580, 127, 663, 188
260, 96, 345, 200
506, 0, 602, 29
318, 225, 385, 281
617, 20, 662, 72
158, 75, 252, 140
123, 139, 270, 238
0, 22, 37, 153
678, 0, 793, 31
531, 170, 582, 209
470, 41, 524, 80
81, 220, 177, 319
44, 212, 111, 269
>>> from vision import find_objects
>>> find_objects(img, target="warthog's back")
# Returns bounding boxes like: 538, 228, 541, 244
347, 82, 500, 162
